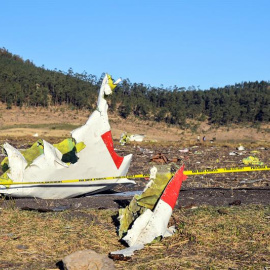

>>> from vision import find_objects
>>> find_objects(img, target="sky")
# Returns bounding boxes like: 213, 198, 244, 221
1, 0, 269, 90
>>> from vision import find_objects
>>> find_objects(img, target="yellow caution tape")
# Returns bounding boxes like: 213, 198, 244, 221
0, 174, 150, 186
0, 166, 269, 186
184, 165, 270, 175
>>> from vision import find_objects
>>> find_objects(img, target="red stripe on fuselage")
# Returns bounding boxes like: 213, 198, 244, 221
101, 130, 124, 169
160, 165, 187, 209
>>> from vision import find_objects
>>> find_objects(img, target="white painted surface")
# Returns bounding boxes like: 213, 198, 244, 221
0, 74, 133, 199
123, 200, 172, 246
110, 244, 145, 257
129, 134, 145, 142
4, 143, 27, 182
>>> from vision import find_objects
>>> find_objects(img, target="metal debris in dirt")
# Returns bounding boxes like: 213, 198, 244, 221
242, 156, 264, 166
150, 153, 169, 164
120, 132, 145, 145
150, 153, 182, 164
110, 164, 187, 259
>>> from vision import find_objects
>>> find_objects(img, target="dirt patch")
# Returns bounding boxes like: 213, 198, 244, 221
0, 102, 270, 143
1, 189, 269, 212
0, 140, 269, 209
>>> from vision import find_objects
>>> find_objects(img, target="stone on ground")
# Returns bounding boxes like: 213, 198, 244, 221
62, 250, 115, 270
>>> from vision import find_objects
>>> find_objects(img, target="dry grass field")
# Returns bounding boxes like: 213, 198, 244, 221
0, 204, 269, 270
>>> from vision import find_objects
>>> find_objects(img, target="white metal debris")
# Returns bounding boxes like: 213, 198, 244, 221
0, 74, 134, 199
111, 165, 187, 257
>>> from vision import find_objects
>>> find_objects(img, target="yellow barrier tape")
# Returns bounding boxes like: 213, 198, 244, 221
184, 165, 270, 175
0, 166, 269, 186
0, 174, 150, 186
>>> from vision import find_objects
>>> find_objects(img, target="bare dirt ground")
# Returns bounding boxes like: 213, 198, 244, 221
1, 139, 269, 211
0, 103, 269, 209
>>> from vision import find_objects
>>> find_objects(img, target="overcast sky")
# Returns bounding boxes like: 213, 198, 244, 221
1, 0, 269, 89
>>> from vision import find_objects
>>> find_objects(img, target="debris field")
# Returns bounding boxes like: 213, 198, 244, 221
0, 139, 269, 210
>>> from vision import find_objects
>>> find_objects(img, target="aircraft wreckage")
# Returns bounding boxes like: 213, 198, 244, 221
0, 74, 134, 199
111, 164, 187, 258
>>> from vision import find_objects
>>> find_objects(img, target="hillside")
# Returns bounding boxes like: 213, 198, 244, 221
0, 47, 270, 128
0, 103, 269, 144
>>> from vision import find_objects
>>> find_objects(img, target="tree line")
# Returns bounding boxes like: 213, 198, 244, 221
0, 47, 269, 126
